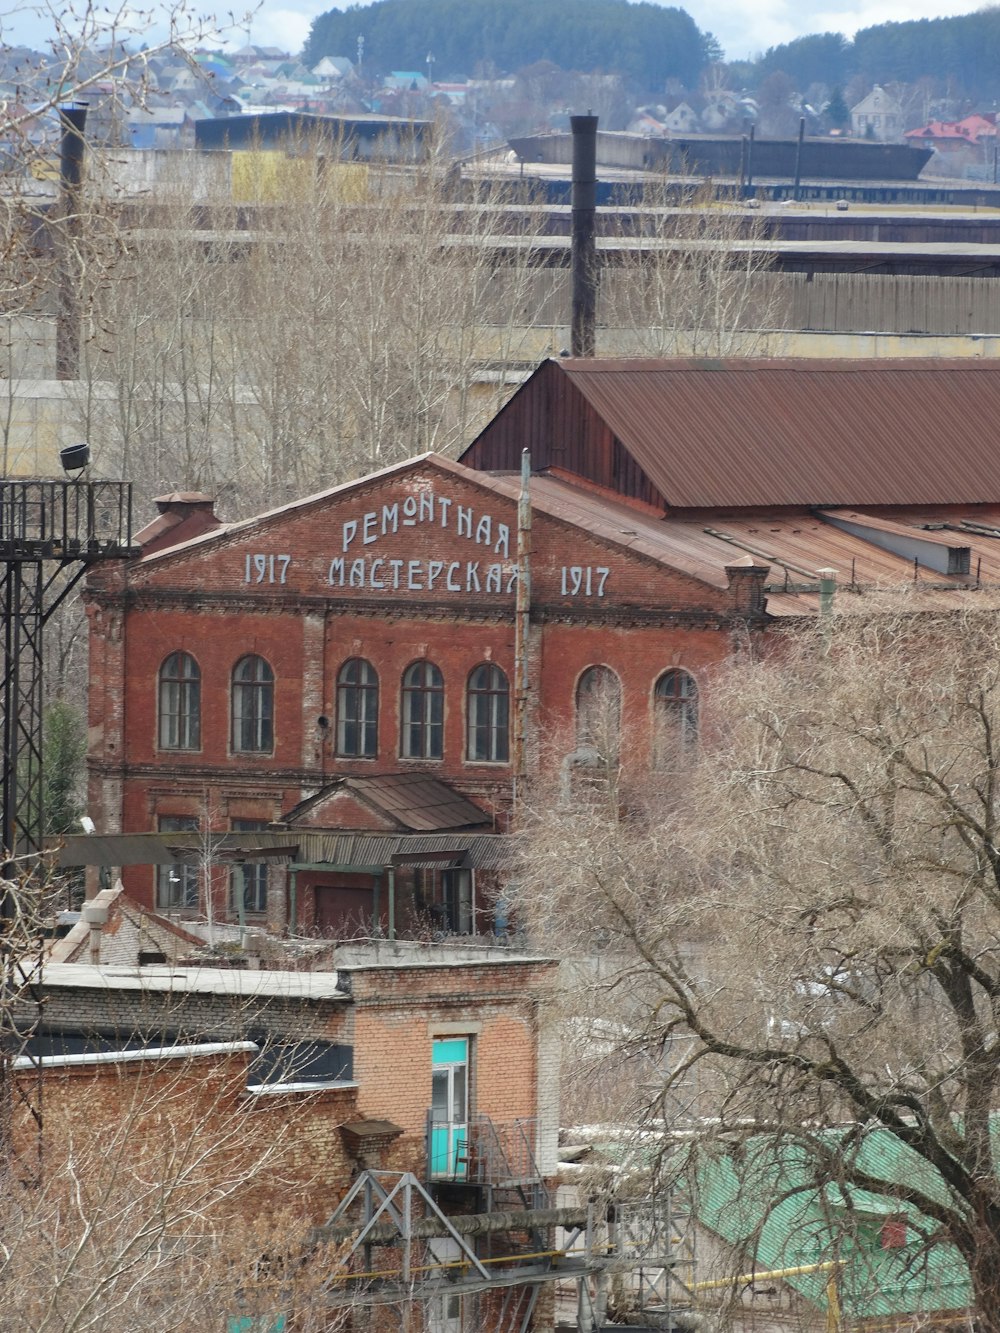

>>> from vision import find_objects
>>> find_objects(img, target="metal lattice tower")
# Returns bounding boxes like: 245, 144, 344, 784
0, 478, 135, 875
0, 475, 135, 1182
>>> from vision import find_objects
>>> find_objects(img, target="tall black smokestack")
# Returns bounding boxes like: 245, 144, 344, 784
56, 104, 87, 381
570, 112, 598, 358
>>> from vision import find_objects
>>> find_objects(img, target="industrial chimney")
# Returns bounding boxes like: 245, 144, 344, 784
570, 112, 598, 358
56, 105, 87, 381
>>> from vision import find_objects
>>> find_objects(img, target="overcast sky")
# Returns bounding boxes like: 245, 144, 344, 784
0, 0, 983, 69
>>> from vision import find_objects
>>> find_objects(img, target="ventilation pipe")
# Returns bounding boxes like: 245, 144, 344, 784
817, 566, 837, 617
570, 112, 598, 358
793, 116, 805, 201
81, 900, 108, 966
512, 448, 532, 804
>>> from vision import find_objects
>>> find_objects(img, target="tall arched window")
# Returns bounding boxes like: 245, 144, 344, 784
575, 665, 621, 753
158, 652, 200, 750
467, 664, 509, 763
401, 661, 444, 759
653, 669, 698, 768
337, 658, 379, 758
231, 655, 274, 753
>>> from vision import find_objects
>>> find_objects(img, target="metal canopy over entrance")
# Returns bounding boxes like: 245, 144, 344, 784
54, 829, 507, 939
54, 830, 506, 869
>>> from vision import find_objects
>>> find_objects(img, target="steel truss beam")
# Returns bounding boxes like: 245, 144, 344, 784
318, 1170, 599, 1321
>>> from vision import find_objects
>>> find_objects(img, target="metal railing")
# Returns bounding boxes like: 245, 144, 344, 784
0, 480, 134, 559
426, 1112, 549, 1209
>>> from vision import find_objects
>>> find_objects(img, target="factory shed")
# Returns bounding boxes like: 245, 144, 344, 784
81, 356, 1000, 936
460, 357, 1000, 510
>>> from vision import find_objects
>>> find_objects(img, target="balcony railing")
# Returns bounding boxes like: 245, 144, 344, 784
425, 1113, 549, 1210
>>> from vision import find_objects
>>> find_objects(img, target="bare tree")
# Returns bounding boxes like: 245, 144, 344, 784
2, 1030, 342, 1332
601, 183, 788, 358
64, 142, 548, 517
517, 596, 1000, 1327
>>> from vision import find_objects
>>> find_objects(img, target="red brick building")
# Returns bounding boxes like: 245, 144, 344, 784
80, 358, 1000, 933
16, 919, 563, 1329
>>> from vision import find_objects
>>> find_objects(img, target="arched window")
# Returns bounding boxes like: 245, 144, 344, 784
401, 661, 444, 759
158, 652, 200, 750
467, 664, 509, 763
231, 655, 274, 753
575, 665, 621, 753
653, 669, 698, 768
337, 658, 379, 758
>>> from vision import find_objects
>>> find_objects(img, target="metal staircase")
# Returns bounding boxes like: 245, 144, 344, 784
466, 1114, 550, 1214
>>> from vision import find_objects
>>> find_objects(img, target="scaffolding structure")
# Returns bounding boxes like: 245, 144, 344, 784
315, 1164, 700, 1333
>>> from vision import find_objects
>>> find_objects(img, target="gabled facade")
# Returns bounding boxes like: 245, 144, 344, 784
851, 85, 903, 141
83, 357, 1000, 935
84, 444, 745, 929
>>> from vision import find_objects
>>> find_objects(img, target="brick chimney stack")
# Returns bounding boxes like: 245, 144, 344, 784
135, 493, 222, 556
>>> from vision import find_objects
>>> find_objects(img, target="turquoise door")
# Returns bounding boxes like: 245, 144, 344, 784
430, 1037, 468, 1178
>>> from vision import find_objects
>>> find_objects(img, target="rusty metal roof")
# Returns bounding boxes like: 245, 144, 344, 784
54, 829, 506, 870
283, 774, 492, 834
518, 475, 1000, 609
293, 833, 507, 870
53, 831, 300, 868
555, 359, 1000, 509
341, 773, 492, 833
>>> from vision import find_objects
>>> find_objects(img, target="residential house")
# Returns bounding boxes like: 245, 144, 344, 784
851, 85, 903, 141
905, 113, 998, 178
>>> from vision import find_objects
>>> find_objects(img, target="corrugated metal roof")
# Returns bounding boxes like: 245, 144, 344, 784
556, 359, 1000, 509
523, 477, 1000, 607
54, 831, 300, 868
293, 832, 508, 870
54, 830, 508, 871
281, 773, 492, 833
696, 1129, 970, 1319
342, 774, 492, 833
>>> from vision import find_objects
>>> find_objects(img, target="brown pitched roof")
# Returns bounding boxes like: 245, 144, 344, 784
284, 774, 492, 833
464, 359, 1000, 510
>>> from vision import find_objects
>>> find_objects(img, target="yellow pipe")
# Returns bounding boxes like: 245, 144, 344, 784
826, 1274, 842, 1333
691, 1259, 844, 1291
328, 1245, 580, 1283
331, 1251, 846, 1293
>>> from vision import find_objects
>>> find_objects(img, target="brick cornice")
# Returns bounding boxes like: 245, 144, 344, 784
86, 587, 767, 631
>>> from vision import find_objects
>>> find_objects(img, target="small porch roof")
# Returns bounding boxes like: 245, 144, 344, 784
53, 830, 509, 871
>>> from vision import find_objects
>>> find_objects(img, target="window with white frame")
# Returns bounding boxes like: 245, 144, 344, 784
653, 669, 698, 768
466, 663, 509, 763
230, 818, 269, 916
401, 661, 444, 759
336, 657, 379, 757
575, 664, 621, 754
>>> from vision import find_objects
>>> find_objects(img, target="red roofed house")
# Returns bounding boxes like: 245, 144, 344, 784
905, 113, 998, 176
